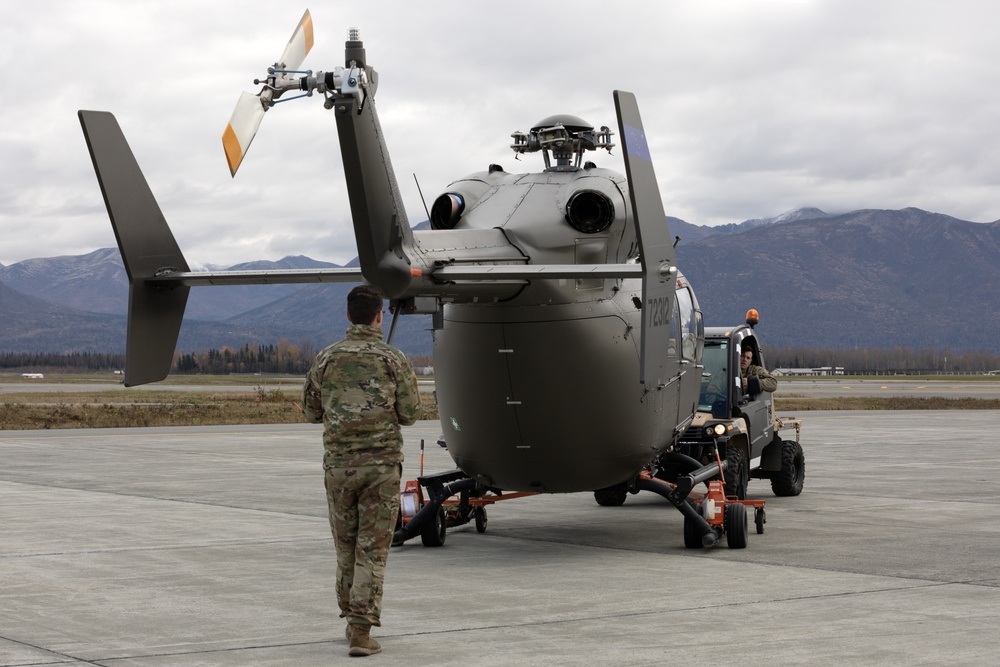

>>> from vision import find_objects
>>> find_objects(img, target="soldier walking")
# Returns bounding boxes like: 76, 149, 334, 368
303, 285, 421, 657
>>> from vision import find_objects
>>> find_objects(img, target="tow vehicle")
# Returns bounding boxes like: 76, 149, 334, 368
593, 309, 804, 547
670, 309, 804, 499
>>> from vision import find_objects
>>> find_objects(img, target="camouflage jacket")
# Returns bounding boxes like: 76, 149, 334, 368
302, 324, 421, 468
742, 364, 778, 393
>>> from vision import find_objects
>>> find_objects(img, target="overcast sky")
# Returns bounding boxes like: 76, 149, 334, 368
3, 0, 998, 268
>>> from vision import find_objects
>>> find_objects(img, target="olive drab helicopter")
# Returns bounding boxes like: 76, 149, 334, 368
79, 10, 749, 548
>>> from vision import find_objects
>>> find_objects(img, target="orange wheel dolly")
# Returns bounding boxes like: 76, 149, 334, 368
636, 446, 766, 549
394, 439, 537, 547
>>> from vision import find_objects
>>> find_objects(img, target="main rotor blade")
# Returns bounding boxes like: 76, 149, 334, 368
222, 91, 266, 176
278, 9, 314, 70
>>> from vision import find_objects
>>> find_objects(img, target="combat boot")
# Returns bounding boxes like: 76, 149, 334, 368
345, 623, 355, 640
348, 624, 381, 657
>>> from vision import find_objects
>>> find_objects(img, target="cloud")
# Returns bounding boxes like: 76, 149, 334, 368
3, 0, 999, 268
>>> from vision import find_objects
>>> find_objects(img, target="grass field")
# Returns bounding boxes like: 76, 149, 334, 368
3, 374, 1000, 430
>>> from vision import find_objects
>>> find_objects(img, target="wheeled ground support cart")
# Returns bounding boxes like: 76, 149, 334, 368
393, 441, 537, 547
638, 452, 766, 548
394, 441, 765, 549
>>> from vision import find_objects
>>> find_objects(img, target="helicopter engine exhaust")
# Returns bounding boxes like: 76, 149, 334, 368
565, 190, 615, 234
430, 193, 464, 229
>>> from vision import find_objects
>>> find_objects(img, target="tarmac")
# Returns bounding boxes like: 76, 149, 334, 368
2, 411, 999, 666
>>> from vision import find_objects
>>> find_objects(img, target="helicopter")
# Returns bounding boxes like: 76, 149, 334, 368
79, 11, 745, 547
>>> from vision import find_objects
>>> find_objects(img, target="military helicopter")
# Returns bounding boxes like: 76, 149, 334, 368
79, 11, 744, 547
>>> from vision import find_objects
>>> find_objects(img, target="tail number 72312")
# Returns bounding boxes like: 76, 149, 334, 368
647, 295, 672, 328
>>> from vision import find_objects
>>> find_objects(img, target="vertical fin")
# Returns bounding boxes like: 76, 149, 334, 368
335, 92, 415, 298
78, 110, 190, 386
333, 38, 415, 299
614, 91, 677, 388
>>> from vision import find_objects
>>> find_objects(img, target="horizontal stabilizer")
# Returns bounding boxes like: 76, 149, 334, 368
429, 263, 644, 282
147, 267, 365, 287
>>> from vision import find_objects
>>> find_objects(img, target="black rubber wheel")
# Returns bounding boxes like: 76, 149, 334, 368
474, 506, 488, 533
683, 511, 704, 549
594, 483, 628, 507
755, 507, 766, 534
724, 446, 749, 500
420, 506, 446, 547
770, 439, 805, 497
725, 503, 749, 549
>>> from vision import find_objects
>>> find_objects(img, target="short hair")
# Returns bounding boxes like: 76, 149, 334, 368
347, 285, 385, 325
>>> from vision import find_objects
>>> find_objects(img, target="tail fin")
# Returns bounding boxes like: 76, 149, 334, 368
613, 91, 678, 389
333, 37, 415, 299
78, 110, 190, 386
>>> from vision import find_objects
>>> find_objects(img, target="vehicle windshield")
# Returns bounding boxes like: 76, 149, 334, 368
699, 340, 729, 417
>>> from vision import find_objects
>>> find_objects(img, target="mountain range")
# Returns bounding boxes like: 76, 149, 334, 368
2, 207, 998, 357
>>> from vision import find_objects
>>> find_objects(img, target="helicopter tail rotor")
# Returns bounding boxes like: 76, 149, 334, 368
222, 9, 315, 176
222, 92, 266, 176
277, 8, 314, 73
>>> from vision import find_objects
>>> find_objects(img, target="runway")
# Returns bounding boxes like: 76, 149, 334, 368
779, 377, 1000, 399
2, 412, 999, 665
0, 379, 436, 395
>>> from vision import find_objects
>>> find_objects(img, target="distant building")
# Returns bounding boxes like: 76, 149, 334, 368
21, 373, 44, 379
773, 367, 844, 377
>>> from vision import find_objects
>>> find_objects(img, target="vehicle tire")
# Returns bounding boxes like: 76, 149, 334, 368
724, 447, 749, 500
594, 483, 628, 507
420, 506, 446, 547
474, 506, 488, 533
770, 439, 805, 497
725, 503, 748, 549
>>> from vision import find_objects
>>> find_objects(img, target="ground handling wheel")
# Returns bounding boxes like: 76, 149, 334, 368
755, 506, 766, 534
594, 483, 628, 506
421, 506, 447, 547
474, 506, 488, 533
725, 502, 749, 549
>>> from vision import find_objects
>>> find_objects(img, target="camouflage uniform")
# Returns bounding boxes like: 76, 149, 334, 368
303, 323, 421, 628
742, 364, 778, 393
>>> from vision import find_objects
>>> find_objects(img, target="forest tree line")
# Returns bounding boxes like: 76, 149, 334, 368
2, 343, 997, 375
761, 345, 999, 374
171, 341, 435, 375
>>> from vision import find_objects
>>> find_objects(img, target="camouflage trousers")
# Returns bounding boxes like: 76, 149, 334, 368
324, 464, 401, 627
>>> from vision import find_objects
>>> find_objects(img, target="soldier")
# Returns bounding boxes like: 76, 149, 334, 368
302, 284, 421, 657
740, 348, 777, 395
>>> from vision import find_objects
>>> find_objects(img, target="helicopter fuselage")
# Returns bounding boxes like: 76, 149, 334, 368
426, 166, 702, 492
